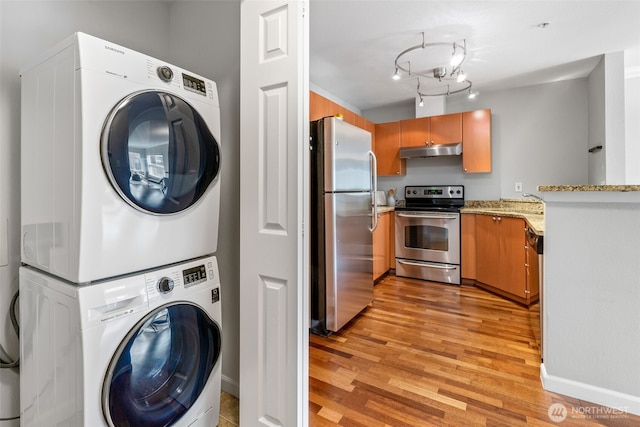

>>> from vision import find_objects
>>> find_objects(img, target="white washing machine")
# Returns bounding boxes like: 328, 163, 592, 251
20, 32, 222, 283
19, 255, 223, 427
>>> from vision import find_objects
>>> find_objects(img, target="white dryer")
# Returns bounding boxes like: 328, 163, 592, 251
20, 32, 222, 283
19, 255, 223, 427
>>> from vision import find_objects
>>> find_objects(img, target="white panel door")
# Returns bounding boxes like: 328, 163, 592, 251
240, 1, 309, 426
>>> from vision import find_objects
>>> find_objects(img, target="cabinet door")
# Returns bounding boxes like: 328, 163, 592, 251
374, 121, 405, 176
461, 213, 477, 280
525, 241, 540, 303
499, 217, 526, 297
364, 119, 376, 151
475, 215, 500, 286
430, 113, 462, 145
476, 215, 528, 301
400, 117, 429, 147
353, 114, 365, 130
373, 212, 390, 280
462, 109, 492, 173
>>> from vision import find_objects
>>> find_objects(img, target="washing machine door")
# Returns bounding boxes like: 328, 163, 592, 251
103, 303, 222, 427
102, 90, 221, 215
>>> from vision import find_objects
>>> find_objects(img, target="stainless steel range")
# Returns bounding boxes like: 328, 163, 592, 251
395, 185, 464, 285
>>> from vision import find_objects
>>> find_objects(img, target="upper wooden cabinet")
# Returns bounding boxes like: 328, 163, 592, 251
400, 117, 429, 147
374, 121, 405, 176
462, 109, 492, 173
430, 113, 463, 145
309, 91, 329, 121
309, 90, 372, 133
363, 119, 375, 146
310, 91, 490, 175
400, 113, 462, 147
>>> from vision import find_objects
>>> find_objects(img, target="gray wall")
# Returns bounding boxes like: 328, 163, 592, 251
364, 78, 589, 202
0, 2, 241, 423
169, 1, 241, 396
625, 48, 640, 184
588, 57, 607, 185
626, 73, 640, 183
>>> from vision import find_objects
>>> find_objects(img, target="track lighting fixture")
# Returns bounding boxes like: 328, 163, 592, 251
393, 33, 472, 97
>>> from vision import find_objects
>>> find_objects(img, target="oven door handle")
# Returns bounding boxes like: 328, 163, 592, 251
397, 260, 459, 270
396, 212, 458, 220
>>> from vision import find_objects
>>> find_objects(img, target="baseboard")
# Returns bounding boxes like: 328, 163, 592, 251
222, 374, 239, 398
541, 363, 640, 416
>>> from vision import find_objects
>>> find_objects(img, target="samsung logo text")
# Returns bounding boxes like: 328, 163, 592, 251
105, 45, 125, 55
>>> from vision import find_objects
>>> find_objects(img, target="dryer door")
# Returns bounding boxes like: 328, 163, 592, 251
102, 90, 221, 215
103, 303, 222, 427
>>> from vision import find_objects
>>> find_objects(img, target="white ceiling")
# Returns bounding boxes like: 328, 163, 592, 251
309, 0, 640, 112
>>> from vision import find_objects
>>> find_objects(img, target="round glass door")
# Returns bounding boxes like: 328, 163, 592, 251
102, 91, 221, 215
103, 303, 222, 427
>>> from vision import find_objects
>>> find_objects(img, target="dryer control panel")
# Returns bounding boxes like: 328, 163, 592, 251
182, 73, 207, 96
183, 264, 207, 288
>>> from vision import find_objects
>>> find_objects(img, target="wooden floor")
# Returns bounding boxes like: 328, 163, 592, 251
309, 275, 640, 426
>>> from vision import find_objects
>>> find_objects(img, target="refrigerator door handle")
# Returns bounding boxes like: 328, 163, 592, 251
368, 150, 378, 232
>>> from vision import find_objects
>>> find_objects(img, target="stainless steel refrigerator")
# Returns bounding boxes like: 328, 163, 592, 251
310, 117, 377, 336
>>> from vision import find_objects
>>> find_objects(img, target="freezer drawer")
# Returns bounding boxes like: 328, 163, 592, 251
323, 192, 373, 333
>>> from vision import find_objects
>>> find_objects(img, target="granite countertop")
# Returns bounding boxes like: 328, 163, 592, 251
539, 185, 640, 192
376, 206, 395, 213
461, 199, 545, 235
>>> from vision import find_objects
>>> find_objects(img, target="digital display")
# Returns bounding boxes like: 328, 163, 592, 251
183, 265, 207, 287
425, 189, 443, 195
182, 73, 206, 96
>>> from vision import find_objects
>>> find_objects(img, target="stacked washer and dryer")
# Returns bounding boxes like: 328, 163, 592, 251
19, 33, 223, 426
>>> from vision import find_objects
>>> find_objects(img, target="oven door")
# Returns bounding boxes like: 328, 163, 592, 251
395, 211, 460, 264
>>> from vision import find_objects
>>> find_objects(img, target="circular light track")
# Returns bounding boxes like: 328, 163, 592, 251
393, 33, 473, 97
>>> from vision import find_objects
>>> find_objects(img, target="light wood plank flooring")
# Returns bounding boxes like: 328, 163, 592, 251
309, 274, 640, 426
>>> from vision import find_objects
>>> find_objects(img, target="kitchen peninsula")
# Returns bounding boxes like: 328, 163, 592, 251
539, 185, 640, 417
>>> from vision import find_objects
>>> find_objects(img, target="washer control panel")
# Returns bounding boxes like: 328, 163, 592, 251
143, 256, 219, 304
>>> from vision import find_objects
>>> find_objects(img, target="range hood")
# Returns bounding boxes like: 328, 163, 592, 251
399, 142, 462, 158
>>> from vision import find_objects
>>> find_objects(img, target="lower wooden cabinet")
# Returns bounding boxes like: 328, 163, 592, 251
373, 211, 394, 281
461, 213, 477, 282
465, 214, 538, 306
525, 238, 540, 303
388, 212, 395, 270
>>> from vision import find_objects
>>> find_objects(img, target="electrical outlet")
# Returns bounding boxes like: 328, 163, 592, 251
515, 182, 523, 192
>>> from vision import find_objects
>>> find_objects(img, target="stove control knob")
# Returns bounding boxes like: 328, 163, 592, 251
157, 277, 174, 294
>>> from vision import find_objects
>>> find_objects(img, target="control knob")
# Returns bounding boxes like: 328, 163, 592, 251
157, 277, 174, 294
157, 66, 174, 82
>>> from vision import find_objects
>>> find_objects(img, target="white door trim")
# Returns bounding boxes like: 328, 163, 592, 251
239, 1, 309, 425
